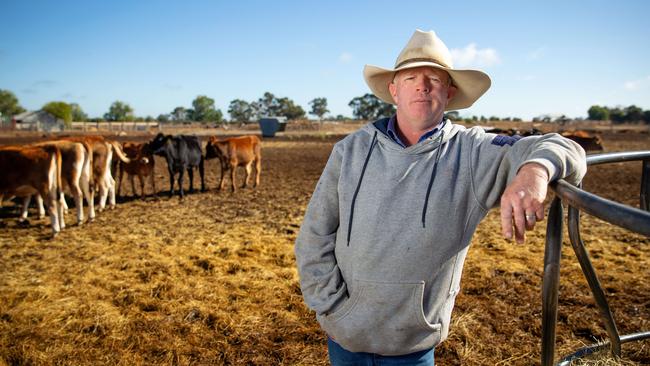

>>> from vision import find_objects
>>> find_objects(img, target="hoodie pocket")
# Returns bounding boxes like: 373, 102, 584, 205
320, 279, 441, 355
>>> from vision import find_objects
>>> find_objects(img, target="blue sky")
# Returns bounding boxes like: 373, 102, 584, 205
1, 0, 649, 121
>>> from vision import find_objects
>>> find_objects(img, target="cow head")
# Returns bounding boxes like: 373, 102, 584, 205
150, 133, 172, 156
205, 136, 225, 160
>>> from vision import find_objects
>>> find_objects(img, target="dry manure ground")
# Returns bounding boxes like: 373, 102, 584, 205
0, 123, 648, 365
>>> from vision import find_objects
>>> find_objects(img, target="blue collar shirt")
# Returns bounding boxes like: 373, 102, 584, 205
386, 115, 445, 148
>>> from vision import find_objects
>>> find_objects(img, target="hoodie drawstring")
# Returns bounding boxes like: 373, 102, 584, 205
421, 130, 445, 228
347, 131, 378, 246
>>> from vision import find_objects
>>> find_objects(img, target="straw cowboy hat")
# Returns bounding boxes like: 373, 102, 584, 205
363, 29, 491, 111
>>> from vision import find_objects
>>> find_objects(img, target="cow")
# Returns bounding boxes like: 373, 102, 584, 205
116, 142, 156, 199
59, 136, 131, 210
20, 140, 94, 226
0, 144, 63, 237
561, 130, 604, 152
150, 133, 205, 198
205, 135, 261, 192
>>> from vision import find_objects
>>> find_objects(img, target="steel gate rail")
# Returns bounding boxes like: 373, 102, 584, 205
541, 151, 650, 365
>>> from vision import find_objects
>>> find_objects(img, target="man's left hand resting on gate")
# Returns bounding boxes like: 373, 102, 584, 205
500, 162, 550, 244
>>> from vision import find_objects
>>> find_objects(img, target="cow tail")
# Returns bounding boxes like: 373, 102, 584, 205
111, 141, 131, 163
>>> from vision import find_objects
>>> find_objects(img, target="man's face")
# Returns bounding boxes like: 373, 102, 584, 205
389, 66, 457, 128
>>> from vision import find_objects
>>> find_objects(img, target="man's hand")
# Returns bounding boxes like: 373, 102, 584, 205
500, 163, 550, 243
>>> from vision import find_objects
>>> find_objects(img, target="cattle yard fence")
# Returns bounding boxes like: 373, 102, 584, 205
541, 151, 650, 365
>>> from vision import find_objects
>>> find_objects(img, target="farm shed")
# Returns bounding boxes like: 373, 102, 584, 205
11, 110, 64, 132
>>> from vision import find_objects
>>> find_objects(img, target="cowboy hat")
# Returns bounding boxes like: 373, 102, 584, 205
363, 29, 491, 110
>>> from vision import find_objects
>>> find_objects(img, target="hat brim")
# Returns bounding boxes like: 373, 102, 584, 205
363, 62, 491, 111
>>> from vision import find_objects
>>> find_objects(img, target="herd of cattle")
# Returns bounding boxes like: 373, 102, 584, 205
0, 127, 603, 238
0, 133, 262, 237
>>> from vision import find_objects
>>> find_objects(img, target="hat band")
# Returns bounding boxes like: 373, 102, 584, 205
395, 58, 449, 69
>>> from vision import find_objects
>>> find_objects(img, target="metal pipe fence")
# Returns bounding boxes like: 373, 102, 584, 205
541, 151, 650, 365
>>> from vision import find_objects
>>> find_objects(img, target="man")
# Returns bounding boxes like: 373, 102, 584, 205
295, 30, 586, 365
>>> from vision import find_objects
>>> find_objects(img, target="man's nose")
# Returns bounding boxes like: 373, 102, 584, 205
416, 78, 431, 92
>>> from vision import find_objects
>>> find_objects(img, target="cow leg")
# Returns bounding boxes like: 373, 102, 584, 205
138, 174, 145, 199
108, 175, 116, 209
72, 184, 84, 225
168, 168, 175, 197
20, 196, 31, 222
117, 165, 124, 198
230, 163, 237, 192
80, 177, 95, 221
243, 161, 253, 188
130, 175, 136, 198
219, 163, 227, 191
41, 186, 61, 237
36, 194, 45, 219
177, 168, 185, 199
60, 192, 69, 214
150, 170, 157, 197
199, 158, 205, 192
188, 167, 195, 193
254, 157, 261, 188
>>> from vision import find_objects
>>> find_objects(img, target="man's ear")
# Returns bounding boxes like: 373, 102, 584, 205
389, 82, 398, 103
446, 85, 457, 101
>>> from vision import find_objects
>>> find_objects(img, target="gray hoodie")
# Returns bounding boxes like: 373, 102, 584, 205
295, 118, 586, 356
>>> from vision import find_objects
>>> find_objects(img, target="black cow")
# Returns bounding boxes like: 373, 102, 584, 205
150, 133, 205, 198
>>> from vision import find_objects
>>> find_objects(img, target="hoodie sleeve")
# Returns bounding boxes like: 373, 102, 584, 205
467, 129, 587, 209
294, 143, 348, 316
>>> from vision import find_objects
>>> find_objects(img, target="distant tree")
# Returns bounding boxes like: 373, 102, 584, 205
70, 103, 88, 122
0, 89, 26, 119
643, 110, 650, 124
348, 93, 395, 120
309, 97, 329, 120
192, 95, 223, 123
104, 101, 134, 122
255, 92, 305, 120
609, 107, 626, 124
171, 106, 187, 122
228, 99, 255, 124
256, 92, 281, 117
157, 114, 170, 123
624, 105, 643, 122
277, 97, 305, 119
144, 115, 155, 122
489, 116, 500, 121
587, 105, 609, 121
42, 101, 72, 128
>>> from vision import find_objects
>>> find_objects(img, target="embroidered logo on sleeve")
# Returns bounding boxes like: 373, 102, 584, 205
491, 135, 522, 146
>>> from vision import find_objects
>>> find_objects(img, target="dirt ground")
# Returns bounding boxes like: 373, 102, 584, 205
0, 122, 649, 365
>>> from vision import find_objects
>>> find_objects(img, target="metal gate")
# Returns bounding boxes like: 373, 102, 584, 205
541, 151, 650, 365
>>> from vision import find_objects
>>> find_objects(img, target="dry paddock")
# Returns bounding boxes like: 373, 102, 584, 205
0, 125, 649, 365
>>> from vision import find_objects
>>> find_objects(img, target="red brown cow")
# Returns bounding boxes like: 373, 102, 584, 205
561, 130, 604, 152
0, 144, 63, 236
205, 135, 261, 192
117, 142, 156, 199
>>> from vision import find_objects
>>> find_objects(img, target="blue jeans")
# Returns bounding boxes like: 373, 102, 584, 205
328, 338, 434, 366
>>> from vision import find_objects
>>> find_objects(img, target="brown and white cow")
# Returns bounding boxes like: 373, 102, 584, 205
116, 141, 156, 199
21, 140, 94, 226
59, 136, 131, 210
205, 135, 261, 192
0, 144, 63, 236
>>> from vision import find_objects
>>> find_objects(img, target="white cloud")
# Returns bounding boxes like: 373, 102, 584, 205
623, 76, 650, 91
338, 52, 353, 63
450, 43, 500, 68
